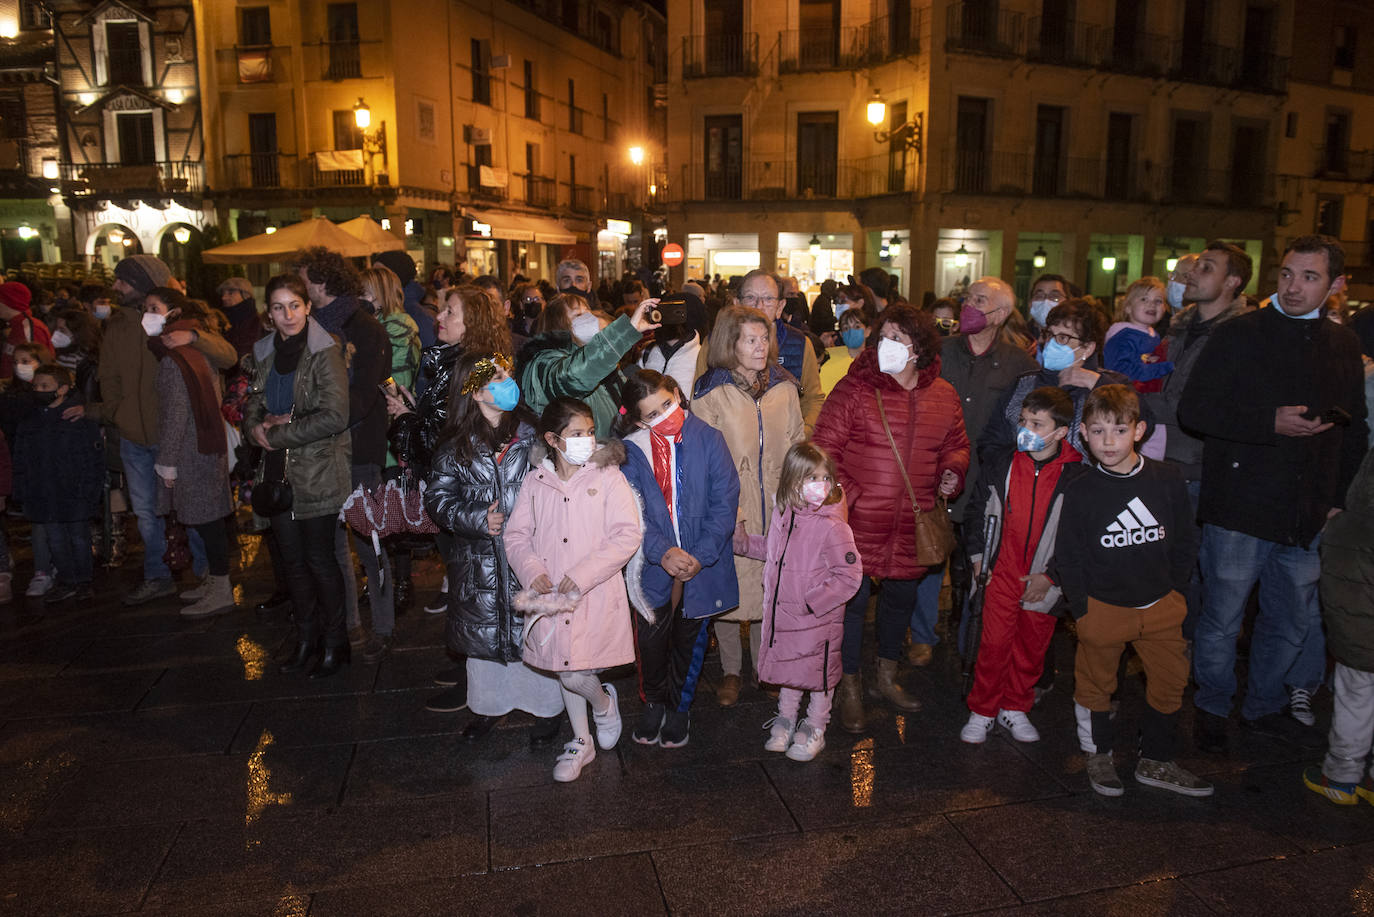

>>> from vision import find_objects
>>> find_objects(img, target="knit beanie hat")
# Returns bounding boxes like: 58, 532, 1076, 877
113, 255, 173, 298
217, 276, 253, 298
373, 250, 417, 286
0, 281, 32, 313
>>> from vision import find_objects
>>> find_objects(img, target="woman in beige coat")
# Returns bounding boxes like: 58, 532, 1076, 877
691, 306, 805, 706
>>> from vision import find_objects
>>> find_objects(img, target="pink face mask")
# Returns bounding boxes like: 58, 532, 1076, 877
801, 480, 831, 505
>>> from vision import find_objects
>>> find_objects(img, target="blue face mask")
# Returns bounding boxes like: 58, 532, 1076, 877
1038, 338, 1078, 372
841, 327, 866, 349
487, 376, 520, 411
1016, 426, 1047, 452
1029, 298, 1054, 329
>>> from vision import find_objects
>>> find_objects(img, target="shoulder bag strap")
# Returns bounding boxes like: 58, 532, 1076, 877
874, 389, 922, 517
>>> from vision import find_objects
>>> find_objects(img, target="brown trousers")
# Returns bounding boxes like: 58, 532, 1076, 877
1073, 591, 1189, 715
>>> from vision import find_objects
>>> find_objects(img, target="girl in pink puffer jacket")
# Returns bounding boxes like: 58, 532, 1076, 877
734, 442, 863, 761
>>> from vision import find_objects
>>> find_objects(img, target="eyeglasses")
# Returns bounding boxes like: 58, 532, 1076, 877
1042, 331, 1083, 347
520, 298, 541, 307
934, 317, 960, 332
1035, 292, 1067, 303
739, 295, 779, 307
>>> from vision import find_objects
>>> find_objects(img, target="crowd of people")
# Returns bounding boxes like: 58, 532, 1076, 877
1, 233, 1372, 797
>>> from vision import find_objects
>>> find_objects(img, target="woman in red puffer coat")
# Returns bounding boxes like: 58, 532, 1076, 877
812, 303, 969, 733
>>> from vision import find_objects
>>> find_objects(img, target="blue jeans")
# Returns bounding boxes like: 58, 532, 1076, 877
1193, 524, 1325, 721
45, 520, 93, 585
908, 565, 944, 646
120, 438, 206, 581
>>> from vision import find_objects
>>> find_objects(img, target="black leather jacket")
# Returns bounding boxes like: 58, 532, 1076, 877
423, 426, 535, 662
388, 342, 460, 474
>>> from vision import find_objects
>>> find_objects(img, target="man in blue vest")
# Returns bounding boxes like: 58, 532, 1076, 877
736, 269, 824, 434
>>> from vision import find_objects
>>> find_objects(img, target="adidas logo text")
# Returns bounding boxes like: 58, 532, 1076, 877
1099, 497, 1167, 549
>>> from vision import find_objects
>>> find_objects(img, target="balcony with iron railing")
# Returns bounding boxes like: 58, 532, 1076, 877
61, 160, 203, 195
568, 183, 597, 212
524, 174, 557, 208
677, 155, 916, 202
307, 152, 366, 187
945, 2, 1024, 57
682, 33, 759, 78
302, 38, 384, 81
863, 9, 926, 62
222, 153, 298, 189
467, 164, 508, 201
1026, 17, 1101, 67
1314, 146, 1374, 182
778, 27, 871, 73
943, 150, 1273, 208
1099, 30, 1172, 78
230, 44, 288, 84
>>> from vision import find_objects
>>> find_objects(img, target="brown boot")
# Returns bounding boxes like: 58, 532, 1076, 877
875, 658, 922, 712
907, 642, 934, 667
838, 673, 867, 733
717, 673, 741, 707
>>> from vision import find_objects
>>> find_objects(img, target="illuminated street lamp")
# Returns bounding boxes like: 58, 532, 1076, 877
953, 243, 970, 267
353, 98, 371, 129
888, 234, 902, 257
1100, 251, 1117, 271
1166, 249, 1179, 273
809, 235, 822, 257
628, 145, 645, 166
865, 89, 923, 157
173, 226, 191, 245
1032, 245, 1048, 269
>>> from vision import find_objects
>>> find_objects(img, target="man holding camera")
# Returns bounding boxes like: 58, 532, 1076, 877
1179, 235, 1369, 754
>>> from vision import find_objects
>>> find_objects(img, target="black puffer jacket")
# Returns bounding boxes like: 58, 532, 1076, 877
424, 425, 534, 662
388, 342, 460, 473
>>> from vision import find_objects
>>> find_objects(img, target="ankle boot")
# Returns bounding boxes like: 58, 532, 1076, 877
875, 658, 922, 712
310, 642, 352, 679
838, 673, 867, 733
280, 637, 320, 674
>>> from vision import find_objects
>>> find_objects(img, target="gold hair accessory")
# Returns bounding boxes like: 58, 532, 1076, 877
460, 353, 513, 395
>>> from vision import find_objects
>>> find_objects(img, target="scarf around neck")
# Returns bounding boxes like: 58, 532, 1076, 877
147, 318, 226, 455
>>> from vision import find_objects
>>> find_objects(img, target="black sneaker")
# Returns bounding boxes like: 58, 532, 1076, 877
659, 709, 690, 748
1241, 712, 1324, 749
361, 635, 391, 665
44, 583, 80, 604
633, 703, 667, 745
1193, 709, 1229, 755
423, 687, 468, 713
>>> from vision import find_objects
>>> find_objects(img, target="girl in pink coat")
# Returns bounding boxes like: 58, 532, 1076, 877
734, 442, 863, 761
505, 397, 643, 782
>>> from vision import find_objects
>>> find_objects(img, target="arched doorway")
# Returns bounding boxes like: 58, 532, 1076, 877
157, 223, 200, 288
91, 224, 142, 274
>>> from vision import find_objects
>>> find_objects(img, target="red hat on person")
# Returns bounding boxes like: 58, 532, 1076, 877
0, 281, 32, 313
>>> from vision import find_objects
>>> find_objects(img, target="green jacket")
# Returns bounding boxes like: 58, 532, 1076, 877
516, 316, 642, 438
88, 305, 239, 446
1321, 446, 1374, 672
242, 319, 351, 522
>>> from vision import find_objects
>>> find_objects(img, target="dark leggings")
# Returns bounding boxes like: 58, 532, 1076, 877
273, 513, 346, 647
193, 520, 230, 577
842, 575, 920, 674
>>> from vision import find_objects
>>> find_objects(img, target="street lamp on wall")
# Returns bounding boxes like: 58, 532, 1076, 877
628, 145, 645, 166
353, 98, 388, 184
1032, 246, 1048, 269
865, 90, 923, 159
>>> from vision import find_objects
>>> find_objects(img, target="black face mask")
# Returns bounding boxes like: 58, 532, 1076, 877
31, 390, 58, 406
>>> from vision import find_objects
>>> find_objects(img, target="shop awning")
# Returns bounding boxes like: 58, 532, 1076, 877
466, 209, 576, 245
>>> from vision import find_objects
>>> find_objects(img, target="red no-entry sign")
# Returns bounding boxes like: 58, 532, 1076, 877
661, 243, 684, 267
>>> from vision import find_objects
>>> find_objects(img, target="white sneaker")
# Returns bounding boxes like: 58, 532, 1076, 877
998, 709, 1041, 743
424, 576, 448, 614
552, 737, 595, 782
763, 715, 795, 752
592, 683, 621, 749
785, 719, 826, 761
961, 712, 995, 744
25, 570, 53, 597
178, 577, 209, 603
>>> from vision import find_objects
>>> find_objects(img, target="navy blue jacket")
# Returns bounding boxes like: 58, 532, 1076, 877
621, 412, 741, 619
403, 280, 437, 350
14, 397, 103, 522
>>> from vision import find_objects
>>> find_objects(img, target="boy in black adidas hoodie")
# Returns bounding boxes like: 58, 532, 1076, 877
1057, 384, 1210, 799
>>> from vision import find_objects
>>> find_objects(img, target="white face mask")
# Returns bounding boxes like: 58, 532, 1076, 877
1029, 297, 1054, 329
141, 311, 167, 337
571, 313, 601, 344
877, 337, 913, 375
559, 434, 596, 466
50, 330, 73, 350
14, 364, 35, 382
1166, 279, 1187, 312
93, 304, 112, 320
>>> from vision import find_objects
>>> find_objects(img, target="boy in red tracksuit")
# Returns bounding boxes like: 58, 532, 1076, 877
962, 386, 1086, 744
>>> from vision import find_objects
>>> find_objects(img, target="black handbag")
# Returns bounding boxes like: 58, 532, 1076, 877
251, 449, 294, 517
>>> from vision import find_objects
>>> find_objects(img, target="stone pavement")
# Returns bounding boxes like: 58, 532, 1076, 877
1, 524, 1372, 916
